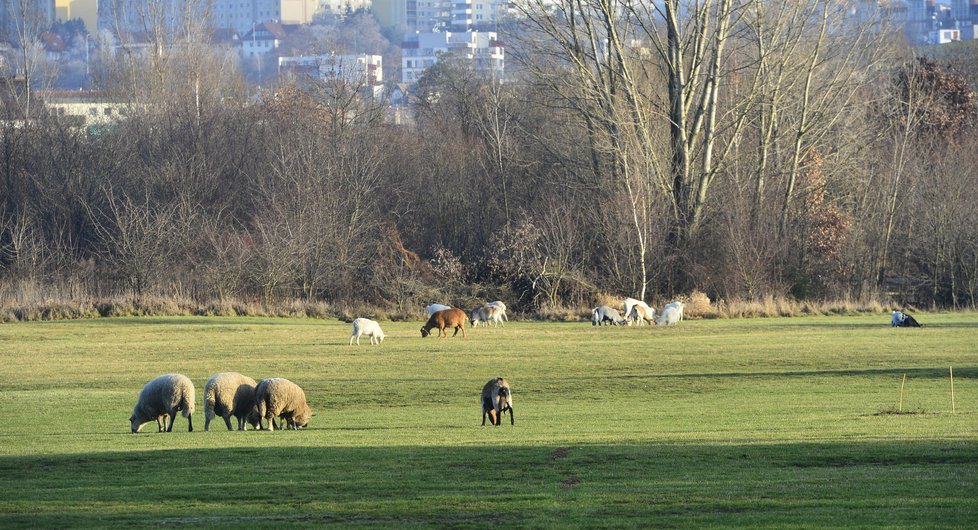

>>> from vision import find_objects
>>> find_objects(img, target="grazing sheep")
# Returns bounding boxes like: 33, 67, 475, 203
661, 301, 685, 322
656, 302, 684, 326
350, 318, 385, 345
255, 378, 312, 431
622, 298, 653, 325
470, 304, 505, 328
425, 303, 452, 317
204, 372, 261, 432
130, 373, 195, 433
481, 377, 514, 426
628, 304, 656, 326
487, 301, 509, 322
421, 307, 467, 338
592, 305, 625, 326
621, 298, 642, 322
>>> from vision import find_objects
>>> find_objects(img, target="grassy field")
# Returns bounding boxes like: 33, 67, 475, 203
0, 313, 976, 527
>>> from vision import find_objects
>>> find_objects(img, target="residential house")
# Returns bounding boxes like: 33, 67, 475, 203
239, 22, 296, 58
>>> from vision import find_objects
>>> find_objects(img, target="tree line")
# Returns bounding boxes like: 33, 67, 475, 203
2, 0, 978, 315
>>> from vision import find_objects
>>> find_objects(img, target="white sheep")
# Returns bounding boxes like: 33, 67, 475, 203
204, 372, 261, 431
661, 301, 685, 321
350, 318, 385, 345
255, 378, 312, 431
425, 303, 452, 317
130, 373, 196, 433
592, 305, 626, 326
656, 302, 684, 326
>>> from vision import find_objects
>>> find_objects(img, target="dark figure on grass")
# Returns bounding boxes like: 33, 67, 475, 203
891, 311, 922, 328
482, 377, 514, 426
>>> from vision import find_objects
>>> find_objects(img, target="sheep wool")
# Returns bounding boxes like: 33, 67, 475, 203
130, 373, 196, 433
255, 378, 312, 431
204, 372, 262, 431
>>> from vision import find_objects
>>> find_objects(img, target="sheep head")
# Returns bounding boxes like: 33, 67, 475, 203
292, 404, 312, 429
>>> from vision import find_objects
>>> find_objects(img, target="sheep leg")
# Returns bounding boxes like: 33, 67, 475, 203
482, 408, 487, 426
508, 405, 514, 425
156, 415, 165, 432
223, 414, 234, 431
166, 411, 176, 432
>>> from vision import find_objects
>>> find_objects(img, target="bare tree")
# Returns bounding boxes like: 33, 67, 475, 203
90, 188, 179, 296
3, 0, 58, 118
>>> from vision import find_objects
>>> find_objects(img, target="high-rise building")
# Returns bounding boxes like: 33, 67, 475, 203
1, 0, 57, 39
98, 0, 196, 34
56, 0, 98, 33
374, 0, 504, 32
211, 0, 281, 33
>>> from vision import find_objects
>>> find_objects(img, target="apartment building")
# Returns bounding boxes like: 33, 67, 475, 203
401, 30, 502, 83
375, 0, 506, 31
279, 52, 383, 97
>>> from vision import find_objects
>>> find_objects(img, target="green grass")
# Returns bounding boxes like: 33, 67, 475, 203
0, 314, 976, 527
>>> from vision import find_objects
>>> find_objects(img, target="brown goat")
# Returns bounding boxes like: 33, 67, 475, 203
421, 307, 467, 338
481, 377, 514, 426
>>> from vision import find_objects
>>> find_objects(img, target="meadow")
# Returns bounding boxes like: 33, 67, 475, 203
0, 313, 976, 527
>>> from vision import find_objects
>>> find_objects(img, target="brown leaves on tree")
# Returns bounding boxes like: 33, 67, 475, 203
894, 57, 976, 140
802, 150, 850, 270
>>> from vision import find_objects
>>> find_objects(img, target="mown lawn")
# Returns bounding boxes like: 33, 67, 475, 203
0, 314, 976, 527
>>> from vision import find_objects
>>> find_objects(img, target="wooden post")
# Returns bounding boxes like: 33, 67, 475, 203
950, 366, 955, 414
899, 374, 907, 412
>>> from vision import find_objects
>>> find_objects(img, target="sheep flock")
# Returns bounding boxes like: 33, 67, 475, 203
127, 296, 691, 434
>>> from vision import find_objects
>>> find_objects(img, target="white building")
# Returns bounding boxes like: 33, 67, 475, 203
279, 53, 383, 96
38, 90, 125, 129
401, 30, 503, 83
929, 28, 961, 43
375, 0, 506, 32
239, 21, 294, 58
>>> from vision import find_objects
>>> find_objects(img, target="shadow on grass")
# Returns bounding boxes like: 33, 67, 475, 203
1, 441, 976, 527
603, 366, 978, 381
